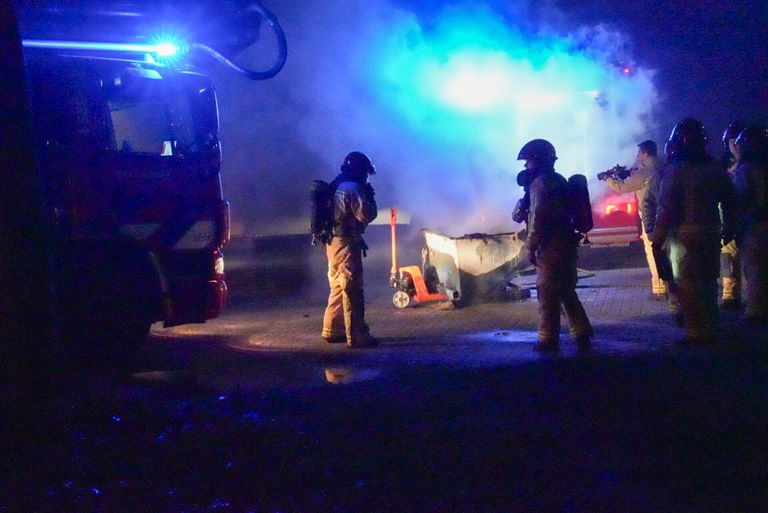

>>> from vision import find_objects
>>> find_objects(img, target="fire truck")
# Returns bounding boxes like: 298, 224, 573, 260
13, 0, 286, 352
589, 186, 641, 245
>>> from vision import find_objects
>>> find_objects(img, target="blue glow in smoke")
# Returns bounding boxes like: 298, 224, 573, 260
348, 5, 657, 232
221, 1, 658, 236
367, 7, 646, 156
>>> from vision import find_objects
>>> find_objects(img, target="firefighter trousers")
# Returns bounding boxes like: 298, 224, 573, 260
535, 243, 592, 344
641, 226, 667, 295
322, 236, 368, 345
669, 227, 720, 341
741, 222, 768, 320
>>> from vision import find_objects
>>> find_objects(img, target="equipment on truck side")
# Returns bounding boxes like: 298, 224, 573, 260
14, 0, 287, 354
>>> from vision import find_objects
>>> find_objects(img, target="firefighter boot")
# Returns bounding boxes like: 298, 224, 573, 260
720, 277, 741, 310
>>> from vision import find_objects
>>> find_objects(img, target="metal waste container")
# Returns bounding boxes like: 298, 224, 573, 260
422, 230, 530, 304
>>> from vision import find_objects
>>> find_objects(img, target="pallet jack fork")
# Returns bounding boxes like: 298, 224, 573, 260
389, 208, 448, 308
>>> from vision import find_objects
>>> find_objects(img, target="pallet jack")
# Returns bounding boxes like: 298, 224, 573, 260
389, 208, 448, 308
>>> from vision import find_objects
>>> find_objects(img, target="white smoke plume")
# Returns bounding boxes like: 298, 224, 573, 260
215, 0, 658, 237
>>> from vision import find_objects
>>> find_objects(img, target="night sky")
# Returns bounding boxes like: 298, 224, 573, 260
554, 0, 768, 139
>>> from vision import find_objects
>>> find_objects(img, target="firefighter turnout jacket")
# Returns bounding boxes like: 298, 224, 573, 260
654, 157, 737, 342
332, 179, 378, 237
526, 171, 572, 254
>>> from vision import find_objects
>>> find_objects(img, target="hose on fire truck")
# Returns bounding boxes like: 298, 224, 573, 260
191, 2, 287, 80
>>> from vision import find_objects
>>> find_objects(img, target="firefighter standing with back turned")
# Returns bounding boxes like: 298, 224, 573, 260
719, 121, 745, 309
731, 125, 768, 325
599, 140, 667, 299
653, 119, 737, 346
321, 151, 379, 348
517, 139, 593, 352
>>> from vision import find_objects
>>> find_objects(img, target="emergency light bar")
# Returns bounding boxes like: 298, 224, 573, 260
18, 0, 287, 80
22, 39, 188, 59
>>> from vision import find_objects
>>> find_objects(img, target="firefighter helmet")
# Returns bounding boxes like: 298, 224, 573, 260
340, 151, 376, 176
665, 118, 707, 161
735, 124, 768, 163
517, 139, 557, 164
722, 121, 745, 153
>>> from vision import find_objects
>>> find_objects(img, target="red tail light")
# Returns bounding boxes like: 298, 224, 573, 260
604, 203, 634, 215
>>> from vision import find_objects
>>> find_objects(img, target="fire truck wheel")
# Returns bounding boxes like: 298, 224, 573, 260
393, 290, 411, 308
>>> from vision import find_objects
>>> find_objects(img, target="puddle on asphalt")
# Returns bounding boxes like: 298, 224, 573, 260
132, 366, 385, 391
462, 329, 540, 344
131, 370, 196, 384
324, 366, 384, 385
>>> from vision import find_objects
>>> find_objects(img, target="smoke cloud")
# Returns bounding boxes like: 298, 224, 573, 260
215, 0, 658, 237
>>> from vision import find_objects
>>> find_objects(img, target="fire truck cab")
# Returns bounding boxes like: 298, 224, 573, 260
16, 0, 286, 352
25, 57, 228, 349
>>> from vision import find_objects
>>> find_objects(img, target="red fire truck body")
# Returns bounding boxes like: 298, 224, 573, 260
588, 185, 641, 245
16, 0, 286, 350
24, 56, 227, 346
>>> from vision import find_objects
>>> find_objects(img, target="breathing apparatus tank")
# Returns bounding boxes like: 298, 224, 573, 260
310, 180, 335, 246
567, 174, 593, 235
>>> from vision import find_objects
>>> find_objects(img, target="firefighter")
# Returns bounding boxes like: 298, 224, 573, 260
653, 119, 737, 346
719, 122, 745, 309
601, 140, 666, 299
517, 139, 593, 351
732, 125, 768, 323
321, 151, 379, 348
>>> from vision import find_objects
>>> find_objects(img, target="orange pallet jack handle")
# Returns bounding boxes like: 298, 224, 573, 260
390, 207, 398, 285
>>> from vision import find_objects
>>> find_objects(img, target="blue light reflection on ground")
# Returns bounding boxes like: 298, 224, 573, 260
462, 329, 540, 344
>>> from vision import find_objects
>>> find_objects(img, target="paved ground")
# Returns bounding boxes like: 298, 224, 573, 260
142, 236, 712, 391
5, 235, 768, 512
